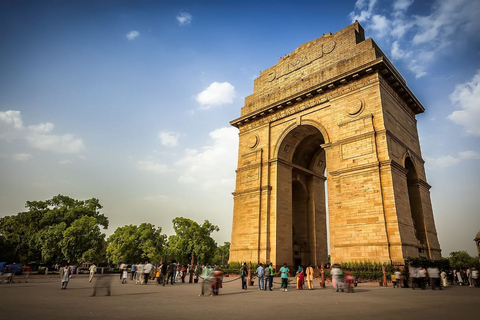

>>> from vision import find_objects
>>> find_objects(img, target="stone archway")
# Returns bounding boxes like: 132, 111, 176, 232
229, 22, 441, 269
275, 125, 328, 268
405, 156, 429, 258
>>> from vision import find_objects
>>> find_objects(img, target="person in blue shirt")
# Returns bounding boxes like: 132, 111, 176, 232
280, 263, 290, 292
256, 263, 265, 290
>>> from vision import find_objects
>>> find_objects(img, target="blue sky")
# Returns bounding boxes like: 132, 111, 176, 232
1, 0, 479, 257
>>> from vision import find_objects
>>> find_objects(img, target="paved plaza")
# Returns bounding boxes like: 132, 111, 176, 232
0, 274, 478, 319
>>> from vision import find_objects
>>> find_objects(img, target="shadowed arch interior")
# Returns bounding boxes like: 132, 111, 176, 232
277, 124, 328, 267
405, 157, 427, 248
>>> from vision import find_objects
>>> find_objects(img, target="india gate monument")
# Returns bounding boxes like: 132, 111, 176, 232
229, 22, 442, 269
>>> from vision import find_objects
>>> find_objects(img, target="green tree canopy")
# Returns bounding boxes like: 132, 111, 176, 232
0, 195, 108, 264
167, 217, 219, 265
449, 251, 478, 269
106, 223, 166, 264
211, 242, 230, 266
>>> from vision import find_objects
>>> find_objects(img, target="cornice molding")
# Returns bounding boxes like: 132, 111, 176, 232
231, 57, 424, 128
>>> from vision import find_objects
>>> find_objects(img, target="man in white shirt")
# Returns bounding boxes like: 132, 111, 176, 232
427, 265, 441, 290
144, 261, 153, 284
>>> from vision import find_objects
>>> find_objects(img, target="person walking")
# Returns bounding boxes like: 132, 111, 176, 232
472, 268, 478, 287
467, 268, 472, 287
296, 266, 305, 290
331, 264, 343, 292
211, 267, 223, 295
122, 265, 128, 284
409, 264, 418, 289
441, 269, 448, 287
263, 264, 269, 291
427, 265, 441, 290
256, 263, 265, 290
89, 263, 97, 282
136, 262, 144, 285
305, 264, 314, 290
131, 263, 136, 280
240, 262, 248, 290
267, 262, 274, 291
181, 265, 187, 283
418, 266, 427, 290
394, 270, 402, 288
280, 263, 290, 292
144, 261, 153, 284
167, 261, 176, 285
60, 264, 70, 290
199, 265, 213, 296
159, 262, 167, 286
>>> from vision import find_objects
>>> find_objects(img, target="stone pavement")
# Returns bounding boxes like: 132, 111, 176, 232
0, 274, 478, 319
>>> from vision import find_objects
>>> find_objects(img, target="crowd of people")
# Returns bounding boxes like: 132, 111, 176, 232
406, 265, 479, 289
125, 260, 192, 286
52, 260, 480, 295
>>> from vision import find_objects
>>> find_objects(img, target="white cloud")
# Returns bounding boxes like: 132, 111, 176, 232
137, 160, 169, 174
459, 150, 480, 160
196, 82, 236, 109
176, 12, 192, 26
0, 110, 24, 140
349, 0, 480, 78
28, 122, 54, 134
448, 70, 480, 136
391, 19, 411, 38
0, 110, 23, 129
391, 41, 409, 60
0, 110, 85, 153
370, 14, 389, 37
158, 131, 179, 147
175, 127, 238, 189
426, 150, 480, 169
425, 155, 460, 169
406, 60, 427, 79
126, 30, 140, 41
393, 0, 413, 12
26, 133, 85, 154
350, 0, 377, 22
59, 159, 72, 165
13, 153, 32, 161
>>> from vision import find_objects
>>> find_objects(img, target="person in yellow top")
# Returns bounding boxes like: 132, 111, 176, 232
305, 264, 314, 290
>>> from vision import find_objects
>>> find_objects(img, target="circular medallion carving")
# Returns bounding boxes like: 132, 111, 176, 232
322, 40, 336, 54
266, 69, 276, 82
248, 134, 259, 149
347, 99, 364, 117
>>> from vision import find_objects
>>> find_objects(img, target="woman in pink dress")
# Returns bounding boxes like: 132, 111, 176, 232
296, 266, 305, 290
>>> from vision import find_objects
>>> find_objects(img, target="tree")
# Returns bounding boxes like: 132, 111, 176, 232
167, 217, 219, 265
449, 251, 478, 269
211, 242, 230, 266
106, 223, 166, 264
62, 216, 106, 263
0, 195, 108, 264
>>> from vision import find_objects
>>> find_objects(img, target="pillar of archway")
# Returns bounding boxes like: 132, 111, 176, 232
229, 22, 441, 269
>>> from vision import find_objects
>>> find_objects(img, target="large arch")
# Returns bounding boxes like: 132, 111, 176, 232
404, 156, 429, 257
275, 124, 328, 268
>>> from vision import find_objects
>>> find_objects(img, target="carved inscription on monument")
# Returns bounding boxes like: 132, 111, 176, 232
266, 40, 336, 83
